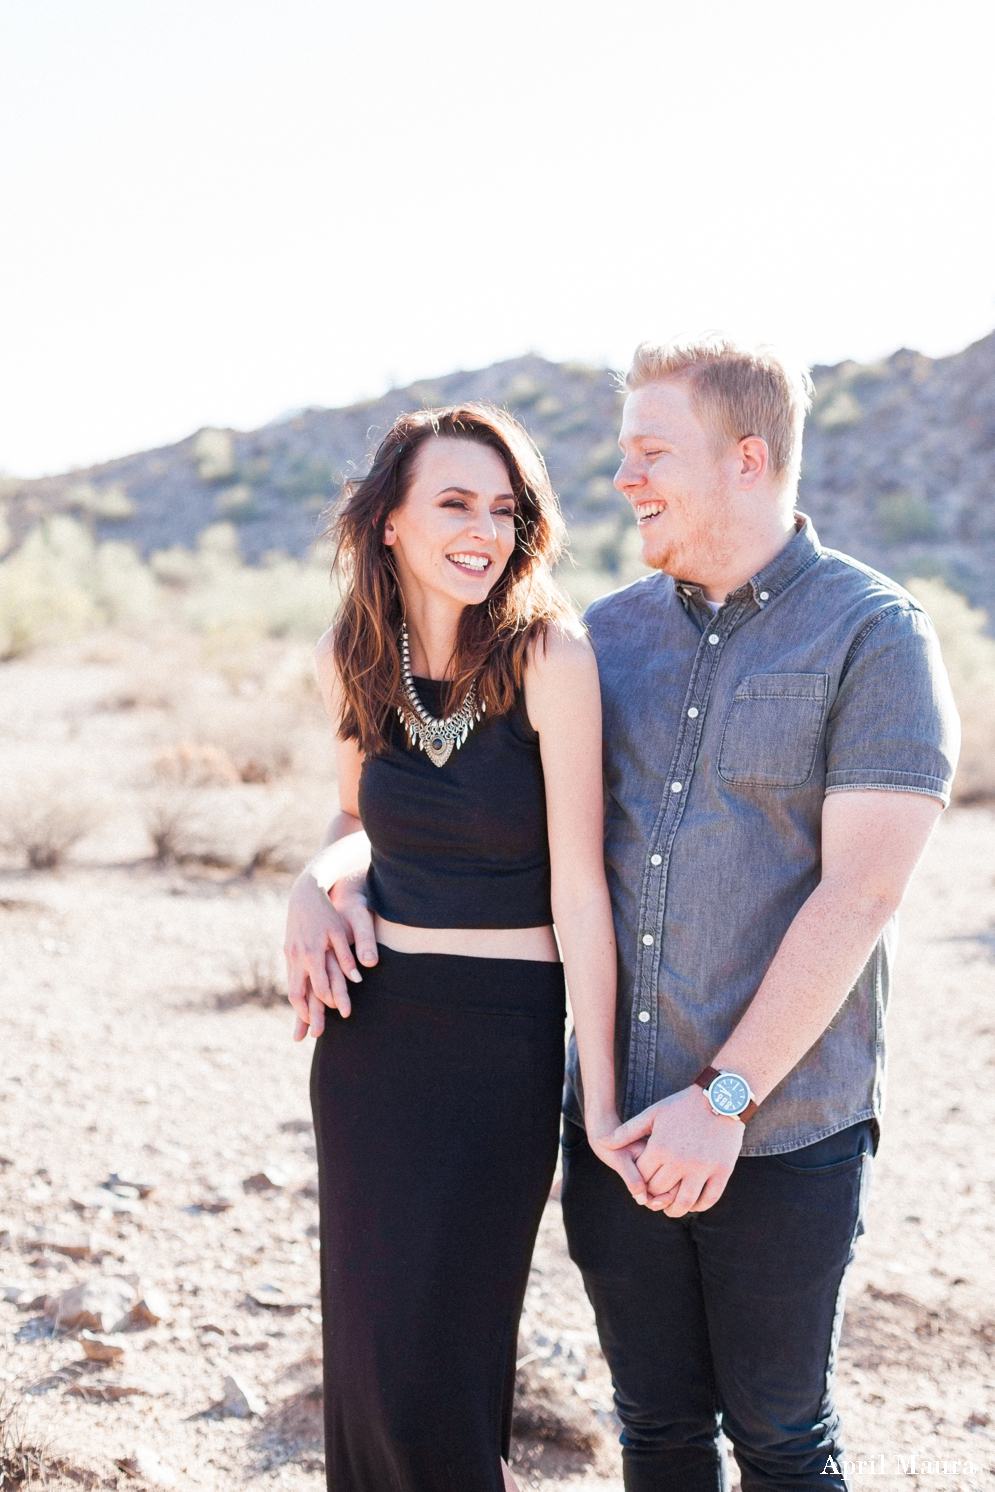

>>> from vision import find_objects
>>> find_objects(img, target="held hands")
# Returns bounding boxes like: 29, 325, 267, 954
585, 1109, 650, 1207
283, 872, 378, 1041
601, 1085, 744, 1217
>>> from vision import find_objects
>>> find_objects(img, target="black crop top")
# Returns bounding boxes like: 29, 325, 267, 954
358, 678, 552, 929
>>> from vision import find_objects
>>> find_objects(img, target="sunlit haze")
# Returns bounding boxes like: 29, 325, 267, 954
2, 0, 994, 476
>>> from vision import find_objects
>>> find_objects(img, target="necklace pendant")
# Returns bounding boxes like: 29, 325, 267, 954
398, 625, 478, 768
423, 735, 454, 768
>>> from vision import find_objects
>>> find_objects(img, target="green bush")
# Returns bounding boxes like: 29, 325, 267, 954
558, 518, 651, 611
877, 492, 937, 543
813, 389, 862, 429
0, 516, 98, 657
0, 516, 335, 658
504, 374, 544, 408
906, 577, 995, 802
579, 438, 621, 480
66, 481, 136, 520
192, 428, 235, 482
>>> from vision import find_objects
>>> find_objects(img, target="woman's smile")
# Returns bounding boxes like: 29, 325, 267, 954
445, 550, 492, 574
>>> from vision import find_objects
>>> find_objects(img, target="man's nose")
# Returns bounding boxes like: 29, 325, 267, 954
614, 458, 642, 495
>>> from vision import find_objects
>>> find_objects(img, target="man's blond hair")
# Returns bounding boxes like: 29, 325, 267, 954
625, 336, 814, 493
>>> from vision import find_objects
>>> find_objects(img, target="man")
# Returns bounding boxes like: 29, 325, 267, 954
560, 337, 959, 1490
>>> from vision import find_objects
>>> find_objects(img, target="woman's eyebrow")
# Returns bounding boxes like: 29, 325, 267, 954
435, 486, 516, 501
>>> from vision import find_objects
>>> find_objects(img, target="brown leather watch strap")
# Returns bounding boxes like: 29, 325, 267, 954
693, 1066, 758, 1124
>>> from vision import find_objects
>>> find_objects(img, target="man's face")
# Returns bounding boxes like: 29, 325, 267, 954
615, 379, 742, 584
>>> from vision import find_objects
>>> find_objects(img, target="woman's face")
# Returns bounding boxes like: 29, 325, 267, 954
384, 436, 517, 609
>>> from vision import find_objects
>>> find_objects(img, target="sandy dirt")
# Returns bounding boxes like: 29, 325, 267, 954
1, 645, 993, 1491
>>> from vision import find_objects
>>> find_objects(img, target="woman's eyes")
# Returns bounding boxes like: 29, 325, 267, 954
440, 499, 515, 516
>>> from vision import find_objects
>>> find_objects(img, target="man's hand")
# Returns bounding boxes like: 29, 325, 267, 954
602, 1086, 744, 1217
585, 1109, 650, 1206
328, 871, 378, 967
283, 873, 377, 1040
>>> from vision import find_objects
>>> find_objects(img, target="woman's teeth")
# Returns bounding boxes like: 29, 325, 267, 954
447, 554, 490, 572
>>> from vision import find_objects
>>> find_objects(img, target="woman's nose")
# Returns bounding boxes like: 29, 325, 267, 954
470, 509, 498, 540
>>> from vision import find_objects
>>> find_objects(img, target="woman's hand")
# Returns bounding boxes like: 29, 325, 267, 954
585, 1107, 650, 1206
284, 872, 375, 1040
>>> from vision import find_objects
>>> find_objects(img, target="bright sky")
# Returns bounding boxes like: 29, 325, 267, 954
2, 0, 994, 476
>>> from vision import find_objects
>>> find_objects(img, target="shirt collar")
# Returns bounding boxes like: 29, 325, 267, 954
674, 513, 822, 612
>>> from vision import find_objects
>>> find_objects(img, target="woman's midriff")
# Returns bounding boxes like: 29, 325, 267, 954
373, 914, 560, 962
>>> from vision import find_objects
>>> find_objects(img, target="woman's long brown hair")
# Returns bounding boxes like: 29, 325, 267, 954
324, 403, 574, 755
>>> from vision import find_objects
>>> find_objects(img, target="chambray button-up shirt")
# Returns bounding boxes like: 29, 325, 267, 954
565, 517, 959, 1156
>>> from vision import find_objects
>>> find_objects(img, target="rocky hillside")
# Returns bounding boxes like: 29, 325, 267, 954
4, 330, 995, 613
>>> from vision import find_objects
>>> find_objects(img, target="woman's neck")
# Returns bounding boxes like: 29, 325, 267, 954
401, 589, 463, 679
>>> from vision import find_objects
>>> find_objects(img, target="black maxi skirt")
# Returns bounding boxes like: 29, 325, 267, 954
310, 944, 566, 1492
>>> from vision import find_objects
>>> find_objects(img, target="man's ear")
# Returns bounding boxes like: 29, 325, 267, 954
738, 436, 769, 489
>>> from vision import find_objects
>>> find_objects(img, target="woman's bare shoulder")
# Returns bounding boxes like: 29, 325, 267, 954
524, 621, 598, 726
528, 616, 594, 675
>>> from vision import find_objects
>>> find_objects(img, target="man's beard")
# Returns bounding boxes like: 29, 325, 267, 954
641, 510, 737, 586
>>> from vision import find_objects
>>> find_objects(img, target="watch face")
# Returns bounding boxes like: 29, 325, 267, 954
709, 1073, 750, 1117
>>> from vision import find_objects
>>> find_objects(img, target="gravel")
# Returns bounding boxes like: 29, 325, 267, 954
1, 648, 993, 1490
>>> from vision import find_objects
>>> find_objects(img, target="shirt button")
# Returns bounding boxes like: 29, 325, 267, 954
687, 706, 699, 718
638, 1010, 651, 1023
759, 591, 770, 602
708, 634, 719, 645
671, 781, 682, 793
642, 933, 654, 946
650, 853, 662, 865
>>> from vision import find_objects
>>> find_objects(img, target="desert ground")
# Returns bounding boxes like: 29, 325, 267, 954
1, 636, 994, 1491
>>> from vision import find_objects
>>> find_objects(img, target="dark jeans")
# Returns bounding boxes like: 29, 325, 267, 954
561, 1117, 875, 1492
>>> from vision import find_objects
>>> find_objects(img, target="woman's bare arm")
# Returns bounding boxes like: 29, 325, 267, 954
283, 634, 376, 1040
525, 625, 646, 1204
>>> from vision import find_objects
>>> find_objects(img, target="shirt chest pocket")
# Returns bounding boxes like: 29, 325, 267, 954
718, 673, 829, 787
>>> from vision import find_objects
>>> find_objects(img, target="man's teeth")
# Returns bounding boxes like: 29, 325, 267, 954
635, 504, 664, 524
448, 553, 490, 571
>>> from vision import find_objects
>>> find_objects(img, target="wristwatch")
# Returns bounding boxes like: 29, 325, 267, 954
694, 1066, 758, 1124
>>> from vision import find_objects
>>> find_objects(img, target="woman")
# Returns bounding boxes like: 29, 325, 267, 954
284, 404, 641, 1492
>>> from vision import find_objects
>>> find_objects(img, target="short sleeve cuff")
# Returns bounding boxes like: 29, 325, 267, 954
825, 767, 951, 806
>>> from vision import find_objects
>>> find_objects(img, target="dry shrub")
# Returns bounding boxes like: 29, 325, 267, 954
225, 938, 287, 1008
906, 577, 995, 803
143, 788, 205, 864
227, 790, 316, 875
142, 784, 309, 873
0, 786, 100, 870
97, 677, 176, 712
200, 703, 299, 784
152, 742, 241, 788
240, 809, 300, 875
0, 1384, 51, 1486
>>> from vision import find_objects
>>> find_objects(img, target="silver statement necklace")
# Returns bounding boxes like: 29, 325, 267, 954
398, 625, 483, 768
